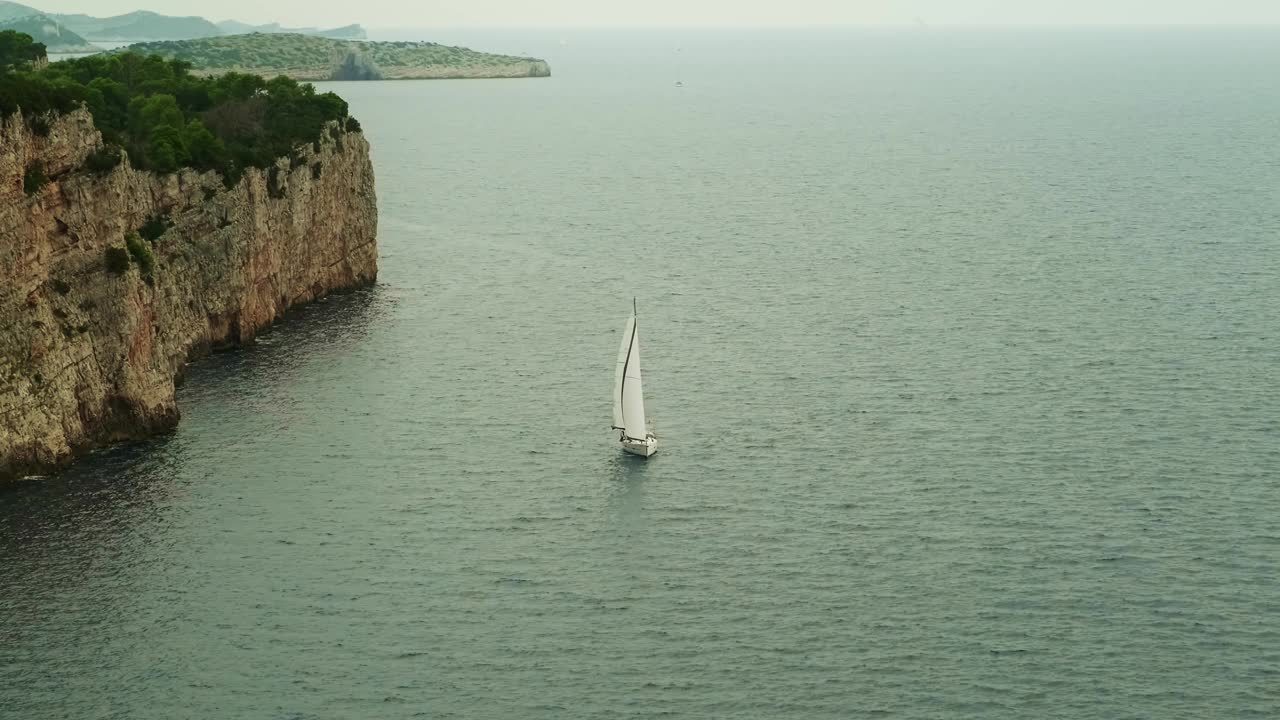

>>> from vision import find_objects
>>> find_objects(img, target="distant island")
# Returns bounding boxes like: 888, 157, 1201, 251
0, 1, 367, 47
1, 3, 549, 81
125, 34, 551, 80
0, 1, 98, 52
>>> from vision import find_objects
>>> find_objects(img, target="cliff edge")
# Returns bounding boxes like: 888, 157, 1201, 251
0, 108, 377, 481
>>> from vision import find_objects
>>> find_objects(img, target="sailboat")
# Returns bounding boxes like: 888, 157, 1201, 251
613, 299, 657, 457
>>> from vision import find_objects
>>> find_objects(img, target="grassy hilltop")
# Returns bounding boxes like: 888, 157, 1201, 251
126, 33, 551, 80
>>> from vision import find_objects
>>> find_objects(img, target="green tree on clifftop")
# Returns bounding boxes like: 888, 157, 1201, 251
1, 44, 355, 181
0, 30, 45, 71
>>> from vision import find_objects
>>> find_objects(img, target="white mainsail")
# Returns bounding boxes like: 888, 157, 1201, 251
612, 316, 633, 430
617, 313, 648, 440
611, 300, 657, 457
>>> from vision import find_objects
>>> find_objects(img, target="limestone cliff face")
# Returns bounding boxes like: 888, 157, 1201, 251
0, 109, 377, 481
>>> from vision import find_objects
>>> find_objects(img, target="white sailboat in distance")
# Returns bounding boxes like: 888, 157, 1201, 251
613, 299, 657, 457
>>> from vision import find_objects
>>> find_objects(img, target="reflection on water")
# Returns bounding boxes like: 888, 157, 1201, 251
604, 451, 649, 525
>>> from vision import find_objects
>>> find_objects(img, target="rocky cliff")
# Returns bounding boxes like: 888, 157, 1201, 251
0, 108, 377, 481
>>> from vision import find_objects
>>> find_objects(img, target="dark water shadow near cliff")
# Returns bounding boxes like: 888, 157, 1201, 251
0, 436, 178, 547
0, 434, 186, 643
0, 285, 389, 540
177, 285, 388, 396
1, 284, 392, 662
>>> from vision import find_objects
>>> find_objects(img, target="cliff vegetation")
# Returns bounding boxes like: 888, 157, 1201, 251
0, 27, 43, 69
1, 31, 352, 185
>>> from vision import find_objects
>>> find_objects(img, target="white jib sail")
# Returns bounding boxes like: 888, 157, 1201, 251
620, 316, 647, 440
613, 316, 633, 430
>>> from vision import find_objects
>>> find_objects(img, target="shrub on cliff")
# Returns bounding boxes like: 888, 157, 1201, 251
129, 93, 188, 172
23, 161, 47, 196
0, 70, 89, 118
125, 232, 155, 278
138, 215, 172, 242
84, 144, 123, 174
104, 247, 130, 275
28, 113, 50, 136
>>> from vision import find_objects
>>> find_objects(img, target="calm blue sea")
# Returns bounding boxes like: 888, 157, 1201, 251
3, 28, 1279, 719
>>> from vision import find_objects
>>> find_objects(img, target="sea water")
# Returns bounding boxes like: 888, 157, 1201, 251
3, 28, 1278, 719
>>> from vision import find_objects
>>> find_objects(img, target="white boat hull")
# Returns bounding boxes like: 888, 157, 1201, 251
621, 434, 657, 457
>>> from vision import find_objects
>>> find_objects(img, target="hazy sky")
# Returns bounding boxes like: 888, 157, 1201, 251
30, 0, 1280, 28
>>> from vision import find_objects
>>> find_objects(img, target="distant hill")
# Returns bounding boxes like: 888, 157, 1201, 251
0, 9, 97, 52
1, 4, 367, 43
0, 1, 41, 21
53, 10, 221, 40
216, 21, 366, 40
123, 34, 551, 81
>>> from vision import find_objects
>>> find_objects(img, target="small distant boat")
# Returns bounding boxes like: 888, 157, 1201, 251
612, 299, 657, 457
675, 81, 683, 87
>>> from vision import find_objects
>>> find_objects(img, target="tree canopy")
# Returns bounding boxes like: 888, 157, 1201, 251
1, 32, 354, 183
0, 30, 46, 71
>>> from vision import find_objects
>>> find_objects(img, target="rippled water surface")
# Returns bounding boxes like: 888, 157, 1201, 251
3, 29, 1279, 719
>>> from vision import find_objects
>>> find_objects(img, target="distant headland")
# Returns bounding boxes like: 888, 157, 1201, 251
125, 34, 552, 81
0, 2, 549, 80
